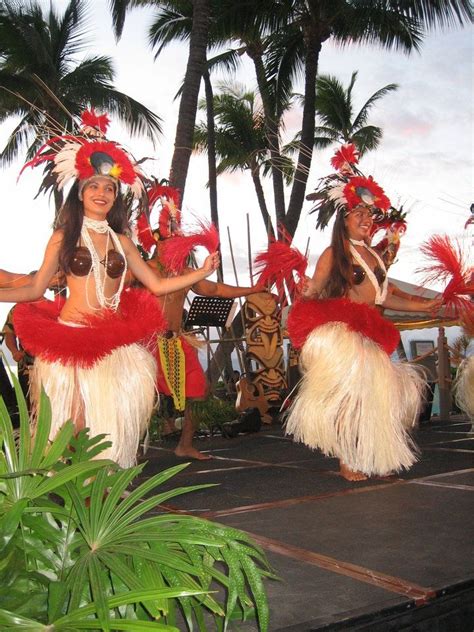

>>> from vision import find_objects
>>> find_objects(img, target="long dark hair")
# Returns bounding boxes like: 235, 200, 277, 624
322, 211, 354, 298
56, 180, 128, 274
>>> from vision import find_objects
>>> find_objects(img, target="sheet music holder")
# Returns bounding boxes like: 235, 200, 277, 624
185, 296, 237, 329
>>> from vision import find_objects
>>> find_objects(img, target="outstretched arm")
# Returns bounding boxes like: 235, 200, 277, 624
383, 283, 441, 313
121, 236, 220, 295
191, 276, 266, 298
0, 232, 62, 303
0, 269, 32, 289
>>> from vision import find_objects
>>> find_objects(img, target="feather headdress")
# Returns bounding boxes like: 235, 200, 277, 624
20, 109, 146, 201
307, 143, 391, 230
136, 180, 219, 272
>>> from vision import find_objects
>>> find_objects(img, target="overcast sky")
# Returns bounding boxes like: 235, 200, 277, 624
0, 1, 472, 336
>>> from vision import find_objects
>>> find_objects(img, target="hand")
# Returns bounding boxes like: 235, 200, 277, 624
252, 278, 268, 293
424, 297, 444, 313
299, 276, 313, 298
202, 251, 220, 275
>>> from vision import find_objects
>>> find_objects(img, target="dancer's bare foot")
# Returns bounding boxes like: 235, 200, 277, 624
339, 461, 368, 481
174, 446, 213, 460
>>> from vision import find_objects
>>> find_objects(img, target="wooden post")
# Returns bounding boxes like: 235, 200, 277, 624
437, 327, 451, 419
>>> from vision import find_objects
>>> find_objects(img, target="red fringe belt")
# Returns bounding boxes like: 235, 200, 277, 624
287, 298, 400, 356
13, 288, 167, 367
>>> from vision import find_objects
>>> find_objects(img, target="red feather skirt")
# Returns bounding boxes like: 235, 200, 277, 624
13, 288, 167, 367
287, 297, 400, 356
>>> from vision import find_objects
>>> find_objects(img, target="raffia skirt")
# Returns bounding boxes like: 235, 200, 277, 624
453, 356, 474, 420
13, 288, 166, 468
285, 298, 426, 476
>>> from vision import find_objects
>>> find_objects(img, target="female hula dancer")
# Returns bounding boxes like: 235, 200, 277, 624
0, 110, 219, 468
286, 144, 441, 481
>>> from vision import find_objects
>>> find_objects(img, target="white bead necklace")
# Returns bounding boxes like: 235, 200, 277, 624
81, 216, 128, 311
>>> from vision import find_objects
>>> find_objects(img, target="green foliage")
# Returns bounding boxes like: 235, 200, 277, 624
0, 375, 274, 630
192, 396, 237, 431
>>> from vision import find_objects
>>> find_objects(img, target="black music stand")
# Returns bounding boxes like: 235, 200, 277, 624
184, 296, 237, 329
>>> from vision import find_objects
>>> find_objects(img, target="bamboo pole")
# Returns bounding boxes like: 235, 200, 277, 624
226, 226, 246, 374
247, 213, 253, 283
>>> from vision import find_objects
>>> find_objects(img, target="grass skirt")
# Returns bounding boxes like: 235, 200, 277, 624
453, 356, 474, 419
14, 289, 165, 468
286, 300, 425, 476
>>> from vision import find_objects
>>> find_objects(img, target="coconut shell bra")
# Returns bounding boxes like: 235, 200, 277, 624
352, 264, 386, 287
70, 246, 126, 279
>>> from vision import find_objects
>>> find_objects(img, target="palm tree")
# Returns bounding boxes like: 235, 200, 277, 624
219, 0, 472, 238
110, 0, 246, 240
194, 82, 294, 239
310, 72, 398, 155
110, 0, 213, 204
194, 84, 271, 232
0, 0, 162, 209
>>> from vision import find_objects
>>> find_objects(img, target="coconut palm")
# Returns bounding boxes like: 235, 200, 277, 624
110, 0, 213, 203
311, 72, 398, 155
0, 0, 162, 208
219, 0, 472, 238
110, 0, 244, 239
194, 83, 294, 238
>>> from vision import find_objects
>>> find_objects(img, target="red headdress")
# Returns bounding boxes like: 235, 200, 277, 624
370, 206, 408, 269
136, 179, 219, 273
20, 109, 146, 201
307, 143, 392, 230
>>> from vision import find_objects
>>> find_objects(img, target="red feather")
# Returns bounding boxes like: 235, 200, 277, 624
418, 235, 474, 316
13, 289, 167, 367
136, 212, 157, 254
81, 109, 110, 134
148, 184, 180, 208
18, 135, 83, 179
254, 240, 308, 299
330, 143, 359, 171
287, 298, 400, 356
158, 221, 219, 273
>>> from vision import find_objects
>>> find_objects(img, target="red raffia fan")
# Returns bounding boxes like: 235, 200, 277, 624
136, 211, 157, 254
253, 230, 308, 304
158, 220, 220, 273
418, 235, 474, 319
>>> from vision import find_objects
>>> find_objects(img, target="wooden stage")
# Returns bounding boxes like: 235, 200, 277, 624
139, 415, 474, 631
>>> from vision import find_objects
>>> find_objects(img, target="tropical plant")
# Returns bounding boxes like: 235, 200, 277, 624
0, 0, 162, 209
110, 0, 244, 257
194, 82, 294, 238
0, 376, 274, 630
111, 0, 213, 204
215, 0, 472, 238
291, 71, 398, 156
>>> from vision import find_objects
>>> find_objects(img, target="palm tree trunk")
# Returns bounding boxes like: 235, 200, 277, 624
203, 69, 224, 279
246, 41, 286, 228
169, 0, 210, 201
285, 31, 321, 239
250, 163, 275, 241
203, 70, 218, 231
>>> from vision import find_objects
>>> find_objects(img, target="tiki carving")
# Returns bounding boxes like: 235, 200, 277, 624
237, 292, 287, 422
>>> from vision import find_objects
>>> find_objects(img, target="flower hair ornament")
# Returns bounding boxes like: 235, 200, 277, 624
20, 109, 146, 203
136, 179, 219, 274
307, 143, 391, 230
